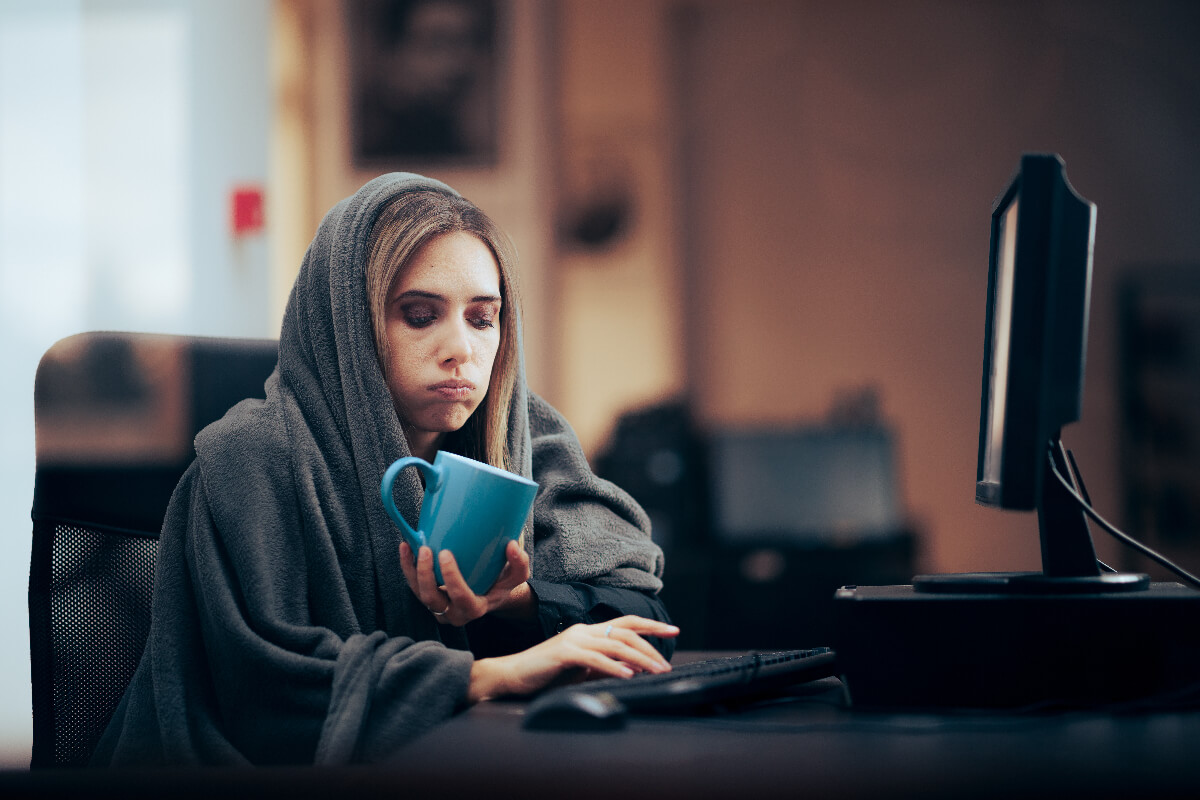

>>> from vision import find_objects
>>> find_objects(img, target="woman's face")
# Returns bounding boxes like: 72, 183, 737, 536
383, 230, 502, 449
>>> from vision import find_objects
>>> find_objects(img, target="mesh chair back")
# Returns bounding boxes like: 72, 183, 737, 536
28, 519, 158, 766
29, 332, 277, 767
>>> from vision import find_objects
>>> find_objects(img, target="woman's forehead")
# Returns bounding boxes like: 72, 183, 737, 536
392, 231, 500, 296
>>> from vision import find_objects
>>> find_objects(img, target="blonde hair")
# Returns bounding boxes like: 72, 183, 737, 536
366, 190, 521, 470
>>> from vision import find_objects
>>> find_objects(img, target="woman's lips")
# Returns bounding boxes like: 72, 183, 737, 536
430, 380, 475, 401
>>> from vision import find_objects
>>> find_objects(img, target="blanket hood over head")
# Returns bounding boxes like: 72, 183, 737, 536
93, 173, 664, 767
269, 171, 534, 638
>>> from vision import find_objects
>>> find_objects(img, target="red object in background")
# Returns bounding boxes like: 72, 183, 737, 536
231, 185, 265, 236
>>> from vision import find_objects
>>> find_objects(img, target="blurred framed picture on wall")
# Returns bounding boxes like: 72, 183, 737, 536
346, 0, 500, 167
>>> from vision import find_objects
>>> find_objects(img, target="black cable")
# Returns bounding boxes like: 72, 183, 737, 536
1064, 449, 1093, 505
1047, 453, 1200, 590
1063, 450, 1118, 573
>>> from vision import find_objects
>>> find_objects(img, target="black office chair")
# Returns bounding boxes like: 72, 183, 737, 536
28, 332, 278, 768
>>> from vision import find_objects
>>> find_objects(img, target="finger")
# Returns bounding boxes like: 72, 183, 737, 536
489, 545, 530, 594
438, 550, 485, 609
608, 614, 681, 639
611, 628, 672, 671
509, 541, 532, 578
592, 631, 671, 673
507, 538, 530, 566
494, 539, 529, 577
400, 543, 439, 609
564, 646, 636, 680
398, 542, 419, 587
416, 546, 448, 608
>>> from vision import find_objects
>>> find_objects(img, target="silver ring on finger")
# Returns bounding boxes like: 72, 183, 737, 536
432, 605, 450, 616
604, 624, 614, 638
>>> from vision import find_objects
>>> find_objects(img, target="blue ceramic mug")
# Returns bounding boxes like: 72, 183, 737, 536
381, 451, 538, 595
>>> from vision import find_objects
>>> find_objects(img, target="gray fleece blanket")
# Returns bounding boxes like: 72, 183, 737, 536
92, 173, 663, 766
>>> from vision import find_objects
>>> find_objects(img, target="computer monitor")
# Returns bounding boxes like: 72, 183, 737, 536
916, 153, 1148, 594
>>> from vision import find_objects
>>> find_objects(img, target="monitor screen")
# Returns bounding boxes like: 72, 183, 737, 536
918, 153, 1147, 593
975, 153, 1094, 511
980, 198, 1019, 488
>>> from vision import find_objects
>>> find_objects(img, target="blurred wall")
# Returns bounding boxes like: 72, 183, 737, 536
673, 0, 1200, 573
544, 0, 1200, 575
272, 0, 557, 391
551, 1, 687, 446
274, 0, 1200, 577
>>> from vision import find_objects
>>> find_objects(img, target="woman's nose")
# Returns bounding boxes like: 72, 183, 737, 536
439, 320, 473, 364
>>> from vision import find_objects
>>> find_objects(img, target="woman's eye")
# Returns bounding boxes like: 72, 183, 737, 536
469, 309, 498, 330
402, 305, 437, 328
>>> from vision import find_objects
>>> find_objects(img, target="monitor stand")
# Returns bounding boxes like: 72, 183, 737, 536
913, 440, 1149, 594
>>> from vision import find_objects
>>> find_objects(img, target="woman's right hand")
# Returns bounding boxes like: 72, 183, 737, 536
467, 616, 680, 703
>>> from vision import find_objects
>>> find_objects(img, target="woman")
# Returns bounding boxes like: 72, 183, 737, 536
93, 173, 676, 766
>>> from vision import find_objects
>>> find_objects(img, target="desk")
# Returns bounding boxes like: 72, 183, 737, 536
390, 676, 1200, 799
3, 655, 1199, 799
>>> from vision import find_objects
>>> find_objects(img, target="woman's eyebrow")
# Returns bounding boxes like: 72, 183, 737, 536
395, 289, 500, 303
395, 289, 444, 301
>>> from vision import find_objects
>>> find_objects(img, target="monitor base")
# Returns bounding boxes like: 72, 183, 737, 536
913, 570, 1150, 595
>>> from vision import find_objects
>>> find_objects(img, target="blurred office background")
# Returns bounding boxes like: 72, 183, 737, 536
3, 0, 1199, 766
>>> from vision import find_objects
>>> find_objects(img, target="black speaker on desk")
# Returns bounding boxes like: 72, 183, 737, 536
597, 407, 920, 651
700, 425, 916, 649
594, 402, 713, 647
707, 536, 916, 650
594, 401, 710, 551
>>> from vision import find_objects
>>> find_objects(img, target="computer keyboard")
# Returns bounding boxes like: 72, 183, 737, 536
523, 647, 839, 730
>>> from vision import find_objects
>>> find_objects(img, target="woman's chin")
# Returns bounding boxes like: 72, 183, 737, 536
417, 405, 476, 435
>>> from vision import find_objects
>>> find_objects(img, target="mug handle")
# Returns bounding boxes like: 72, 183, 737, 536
380, 457, 441, 549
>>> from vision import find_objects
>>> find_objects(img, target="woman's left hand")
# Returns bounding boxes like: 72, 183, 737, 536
399, 539, 534, 626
